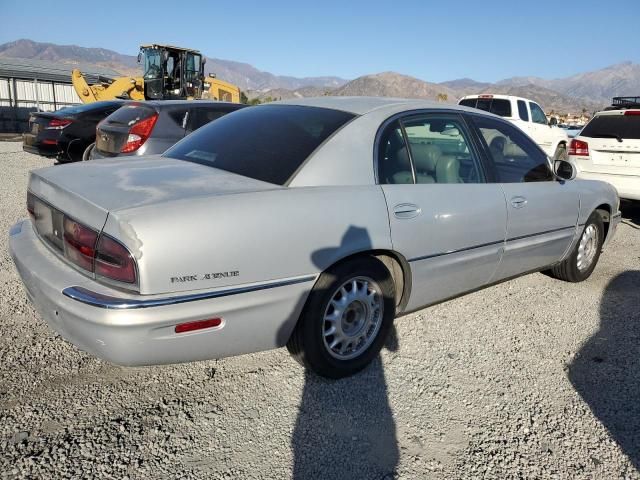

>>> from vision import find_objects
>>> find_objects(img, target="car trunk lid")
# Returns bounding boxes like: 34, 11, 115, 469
95, 104, 157, 155
28, 156, 281, 229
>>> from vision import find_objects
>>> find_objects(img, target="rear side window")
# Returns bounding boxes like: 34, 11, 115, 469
461, 98, 511, 117
105, 105, 155, 125
580, 114, 640, 140
164, 105, 355, 185
517, 100, 529, 121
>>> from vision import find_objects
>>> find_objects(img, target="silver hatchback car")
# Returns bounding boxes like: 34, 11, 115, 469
10, 97, 620, 378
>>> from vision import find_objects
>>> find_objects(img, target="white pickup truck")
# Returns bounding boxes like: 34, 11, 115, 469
459, 94, 569, 160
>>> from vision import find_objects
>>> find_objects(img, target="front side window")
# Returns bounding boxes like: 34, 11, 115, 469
164, 105, 355, 185
143, 49, 162, 79
517, 100, 529, 122
529, 102, 548, 125
472, 116, 553, 183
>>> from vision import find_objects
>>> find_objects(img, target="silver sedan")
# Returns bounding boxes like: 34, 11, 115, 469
9, 97, 621, 378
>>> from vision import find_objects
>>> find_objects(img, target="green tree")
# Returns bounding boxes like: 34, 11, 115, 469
240, 91, 249, 104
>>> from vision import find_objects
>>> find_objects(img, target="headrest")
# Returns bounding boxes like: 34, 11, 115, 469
411, 144, 441, 172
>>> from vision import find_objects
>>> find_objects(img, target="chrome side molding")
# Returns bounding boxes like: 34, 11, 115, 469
62, 275, 317, 310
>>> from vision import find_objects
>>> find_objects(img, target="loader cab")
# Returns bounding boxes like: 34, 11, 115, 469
138, 45, 205, 100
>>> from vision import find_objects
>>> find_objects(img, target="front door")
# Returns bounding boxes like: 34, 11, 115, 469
469, 114, 580, 280
527, 101, 554, 156
377, 113, 507, 311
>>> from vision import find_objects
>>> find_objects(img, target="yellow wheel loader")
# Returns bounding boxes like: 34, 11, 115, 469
72, 44, 240, 103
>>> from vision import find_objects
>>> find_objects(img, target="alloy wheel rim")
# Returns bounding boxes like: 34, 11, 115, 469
577, 224, 598, 272
322, 276, 383, 360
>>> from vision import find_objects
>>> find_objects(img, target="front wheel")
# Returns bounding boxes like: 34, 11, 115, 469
547, 211, 604, 282
287, 256, 396, 378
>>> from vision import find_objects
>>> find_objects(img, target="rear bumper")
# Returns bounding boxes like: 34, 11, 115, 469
9, 219, 313, 366
576, 170, 640, 201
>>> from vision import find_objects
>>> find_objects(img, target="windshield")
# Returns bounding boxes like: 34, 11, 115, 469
164, 105, 355, 185
143, 49, 162, 79
580, 114, 640, 140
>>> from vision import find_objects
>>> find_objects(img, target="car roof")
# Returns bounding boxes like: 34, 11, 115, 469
460, 94, 533, 103
270, 96, 483, 116
138, 100, 243, 108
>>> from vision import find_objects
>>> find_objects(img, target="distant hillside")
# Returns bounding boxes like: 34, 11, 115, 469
333, 72, 457, 102
439, 78, 492, 97
479, 84, 603, 115
0, 39, 348, 91
498, 62, 640, 104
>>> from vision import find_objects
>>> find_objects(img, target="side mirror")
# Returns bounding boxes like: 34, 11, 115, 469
554, 160, 576, 181
202, 57, 206, 65
137, 52, 142, 63
549, 117, 558, 127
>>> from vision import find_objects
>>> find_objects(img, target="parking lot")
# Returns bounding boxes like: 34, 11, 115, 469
1, 140, 639, 479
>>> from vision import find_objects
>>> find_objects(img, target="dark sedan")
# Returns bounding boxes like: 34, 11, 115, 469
22, 101, 128, 163
90, 100, 246, 159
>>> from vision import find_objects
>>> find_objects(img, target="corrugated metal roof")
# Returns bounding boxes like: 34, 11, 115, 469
0, 57, 123, 84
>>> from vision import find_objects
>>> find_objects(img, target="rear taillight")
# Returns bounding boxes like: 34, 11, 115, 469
624, 110, 640, 116
63, 217, 98, 271
95, 235, 137, 284
45, 118, 73, 130
569, 139, 589, 156
121, 113, 158, 153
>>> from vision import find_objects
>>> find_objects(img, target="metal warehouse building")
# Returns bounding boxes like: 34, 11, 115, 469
0, 58, 120, 132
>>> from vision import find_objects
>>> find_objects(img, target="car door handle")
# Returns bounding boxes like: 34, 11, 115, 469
393, 203, 421, 219
510, 196, 528, 209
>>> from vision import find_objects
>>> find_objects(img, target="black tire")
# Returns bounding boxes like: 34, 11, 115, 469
553, 143, 568, 161
82, 142, 95, 161
548, 211, 604, 282
287, 256, 396, 379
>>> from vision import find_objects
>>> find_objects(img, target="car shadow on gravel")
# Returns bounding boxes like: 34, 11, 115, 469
569, 270, 640, 470
291, 326, 399, 480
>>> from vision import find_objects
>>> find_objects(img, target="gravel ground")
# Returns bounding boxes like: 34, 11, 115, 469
1, 141, 639, 479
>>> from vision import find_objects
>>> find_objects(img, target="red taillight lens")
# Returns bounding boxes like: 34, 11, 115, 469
120, 113, 158, 153
95, 235, 137, 284
569, 139, 589, 156
175, 318, 223, 334
63, 217, 98, 271
624, 110, 640, 116
46, 118, 73, 130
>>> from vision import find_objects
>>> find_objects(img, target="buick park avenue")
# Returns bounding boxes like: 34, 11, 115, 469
9, 97, 621, 378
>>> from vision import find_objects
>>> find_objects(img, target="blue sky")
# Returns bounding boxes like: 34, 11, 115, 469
1, 0, 639, 82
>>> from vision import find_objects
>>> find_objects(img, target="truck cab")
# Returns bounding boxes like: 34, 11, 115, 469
459, 94, 569, 160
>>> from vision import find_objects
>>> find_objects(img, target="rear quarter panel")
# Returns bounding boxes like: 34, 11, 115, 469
103, 186, 392, 295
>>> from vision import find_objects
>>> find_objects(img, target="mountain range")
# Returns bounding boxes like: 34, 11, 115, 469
1, 39, 638, 114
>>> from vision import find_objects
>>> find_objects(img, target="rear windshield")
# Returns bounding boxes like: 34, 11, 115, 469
164, 105, 355, 185
105, 104, 155, 125
580, 114, 640, 140
55, 101, 123, 116
459, 98, 512, 117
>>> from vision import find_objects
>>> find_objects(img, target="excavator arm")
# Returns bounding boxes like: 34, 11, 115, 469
71, 69, 145, 103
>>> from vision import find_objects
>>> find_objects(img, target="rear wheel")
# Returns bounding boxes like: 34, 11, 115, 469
548, 211, 604, 282
82, 142, 95, 161
287, 256, 396, 378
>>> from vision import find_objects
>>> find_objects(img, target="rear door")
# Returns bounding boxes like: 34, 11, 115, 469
378, 112, 507, 311
577, 112, 640, 176
469, 114, 580, 280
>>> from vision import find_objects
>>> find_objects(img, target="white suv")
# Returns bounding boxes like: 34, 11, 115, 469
568, 98, 640, 201
459, 94, 569, 160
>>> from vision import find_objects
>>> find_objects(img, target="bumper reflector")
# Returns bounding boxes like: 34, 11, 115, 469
175, 318, 222, 334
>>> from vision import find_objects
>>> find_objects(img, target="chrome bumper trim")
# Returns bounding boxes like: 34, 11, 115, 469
62, 275, 317, 310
